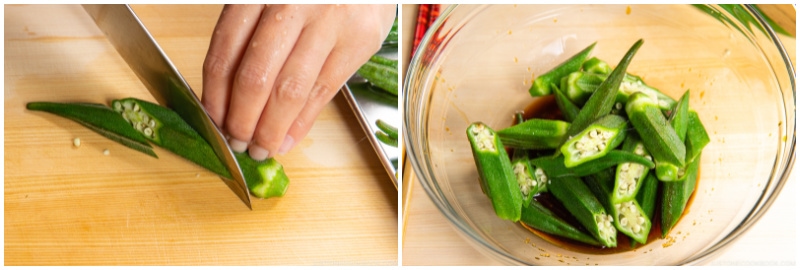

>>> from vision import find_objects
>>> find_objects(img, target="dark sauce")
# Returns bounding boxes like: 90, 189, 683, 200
516, 96, 700, 254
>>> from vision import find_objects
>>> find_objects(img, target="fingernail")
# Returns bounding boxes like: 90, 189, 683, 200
229, 138, 248, 153
278, 135, 295, 155
248, 145, 270, 161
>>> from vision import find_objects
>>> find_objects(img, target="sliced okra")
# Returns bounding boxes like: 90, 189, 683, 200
560, 114, 628, 168
668, 90, 691, 141
684, 110, 710, 164
582, 56, 611, 74
565, 39, 643, 142
548, 176, 617, 247
113, 98, 232, 178
554, 81, 582, 122
235, 152, 290, 199
467, 122, 522, 221
529, 42, 596, 97
661, 154, 701, 237
635, 173, 659, 221
585, 169, 652, 244
27, 102, 157, 157
496, 118, 570, 150
520, 200, 601, 246
531, 149, 654, 179
611, 134, 652, 203
577, 57, 678, 111
625, 92, 686, 181
512, 157, 548, 207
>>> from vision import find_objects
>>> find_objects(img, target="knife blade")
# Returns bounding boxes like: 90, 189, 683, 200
83, 4, 252, 209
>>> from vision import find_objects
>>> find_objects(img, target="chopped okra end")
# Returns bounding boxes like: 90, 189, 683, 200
470, 124, 497, 152
595, 213, 617, 243
571, 129, 615, 157
513, 162, 537, 196
615, 201, 647, 233
114, 100, 158, 140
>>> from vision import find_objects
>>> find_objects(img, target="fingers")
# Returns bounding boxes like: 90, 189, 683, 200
202, 4, 263, 127
223, 6, 304, 153
248, 23, 337, 160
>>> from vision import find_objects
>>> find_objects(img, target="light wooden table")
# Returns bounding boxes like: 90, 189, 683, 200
401, 4, 796, 266
5, 4, 397, 265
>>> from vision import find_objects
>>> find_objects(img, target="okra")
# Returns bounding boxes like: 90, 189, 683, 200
113, 98, 231, 178
27, 102, 157, 157
520, 200, 601, 246
584, 170, 651, 244
529, 42, 596, 97
531, 149, 654, 179
561, 71, 606, 106
375, 119, 398, 147
467, 122, 522, 221
668, 90, 691, 142
684, 110, 710, 164
356, 55, 398, 96
611, 134, 652, 203
625, 92, 686, 181
512, 156, 547, 207
375, 131, 398, 147
635, 173, 659, 220
496, 119, 569, 150
235, 152, 290, 199
565, 39, 643, 141
577, 57, 678, 111
560, 114, 628, 168
661, 154, 701, 237
553, 84, 580, 122
582, 57, 611, 74
548, 176, 617, 247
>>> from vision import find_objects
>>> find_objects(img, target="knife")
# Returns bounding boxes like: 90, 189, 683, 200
83, 4, 252, 209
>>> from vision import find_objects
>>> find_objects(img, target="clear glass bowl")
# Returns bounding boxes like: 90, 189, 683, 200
404, 4, 795, 265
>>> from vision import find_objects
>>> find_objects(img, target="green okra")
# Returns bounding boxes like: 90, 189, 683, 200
636, 173, 659, 221
520, 200, 601, 246
113, 98, 231, 178
235, 152, 290, 199
668, 90, 691, 142
560, 114, 628, 168
553, 85, 580, 122
529, 42, 596, 97
512, 156, 547, 207
375, 119, 398, 147
584, 170, 652, 244
661, 154, 701, 237
548, 176, 617, 247
625, 92, 686, 181
27, 101, 157, 158
582, 56, 611, 74
383, 17, 398, 45
530, 149, 654, 181
611, 134, 652, 204
357, 55, 398, 96
565, 39, 643, 141
467, 122, 522, 222
684, 110, 710, 164
496, 118, 570, 150
375, 131, 398, 147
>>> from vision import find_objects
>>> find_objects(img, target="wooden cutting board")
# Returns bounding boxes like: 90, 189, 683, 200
5, 4, 397, 265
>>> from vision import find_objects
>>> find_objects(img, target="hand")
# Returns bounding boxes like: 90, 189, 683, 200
202, 4, 396, 160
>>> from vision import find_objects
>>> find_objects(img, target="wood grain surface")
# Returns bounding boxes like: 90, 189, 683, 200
401, 4, 796, 266
5, 4, 397, 266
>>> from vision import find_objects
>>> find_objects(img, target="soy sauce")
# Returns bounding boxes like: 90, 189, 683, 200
515, 96, 700, 254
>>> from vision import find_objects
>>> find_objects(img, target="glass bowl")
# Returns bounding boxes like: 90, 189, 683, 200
404, 4, 795, 265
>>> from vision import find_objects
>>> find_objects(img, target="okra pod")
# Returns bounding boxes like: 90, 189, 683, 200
27, 101, 157, 157
553, 85, 580, 122
520, 200, 602, 246
611, 134, 652, 203
565, 39, 643, 141
560, 114, 628, 168
582, 57, 611, 74
375, 131, 398, 147
684, 110, 710, 164
467, 122, 522, 221
356, 55, 398, 96
512, 157, 547, 207
113, 98, 231, 178
529, 42, 596, 97
548, 176, 617, 247
668, 90, 691, 142
531, 149, 654, 179
625, 92, 686, 181
635, 173, 659, 220
661, 154, 701, 237
584, 170, 652, 244
496, 118, 570, 150
375, 119, 398, 147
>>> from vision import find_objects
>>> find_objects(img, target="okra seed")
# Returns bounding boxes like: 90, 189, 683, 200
620, 217, 628, 226
122, 101, 133, 110
113, 102, 122, 112
73, 137, 81, 147
144, 127, 153, 137
135, 122, 145, 132
149, 119, 156, 128
633, 225, 641, 233
132, 103, 140, 112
